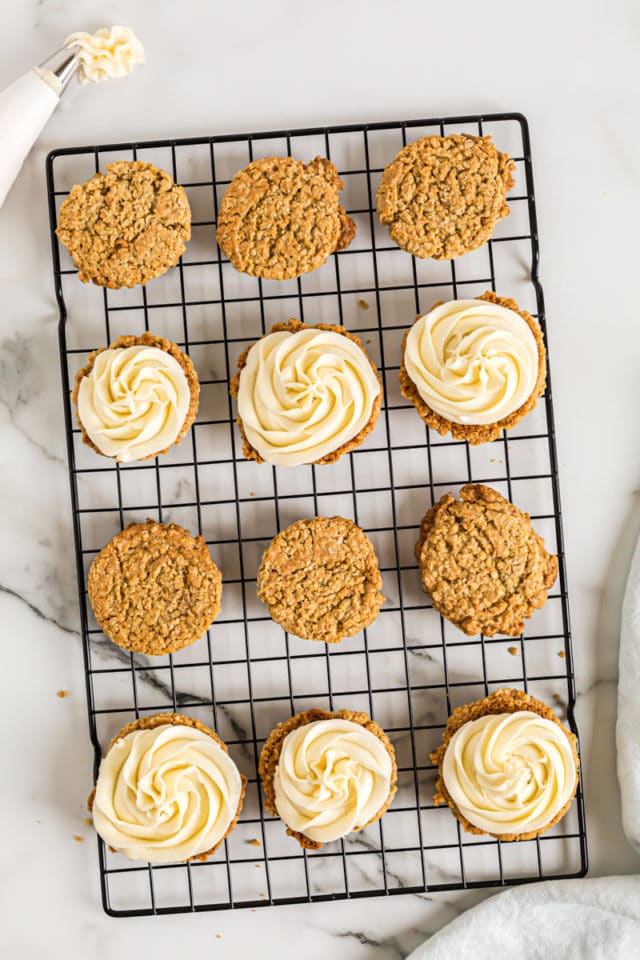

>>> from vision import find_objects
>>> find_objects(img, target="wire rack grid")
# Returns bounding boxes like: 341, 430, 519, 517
46, 112, 587, 917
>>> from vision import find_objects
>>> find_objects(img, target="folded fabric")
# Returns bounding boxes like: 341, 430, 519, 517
407, 876, 640, 959
617, 532, 640, 853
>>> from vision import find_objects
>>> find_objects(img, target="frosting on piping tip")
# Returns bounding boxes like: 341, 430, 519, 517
64, 26, 144, 84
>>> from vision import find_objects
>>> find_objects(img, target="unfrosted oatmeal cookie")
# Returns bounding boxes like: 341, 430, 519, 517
56, 160, 191, 288
259, 708, 397, 849
415, 484, 557, 637
399, 291, 546, 444
72, 332, 199, 462
216, 156, 355, 279
429, 689, 579, 841
88, 520, 222, 655
376, 134, 515, 260
257, 516, 384, 642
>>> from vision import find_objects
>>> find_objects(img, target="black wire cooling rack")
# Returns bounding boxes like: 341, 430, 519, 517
46, 112, 587, 917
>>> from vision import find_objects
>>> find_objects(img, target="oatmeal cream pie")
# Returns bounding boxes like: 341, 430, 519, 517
259, 709, 397, 849
376, 134, 515, 260
72, 332, 199, 463
257, 516, 384, 642
56, 160, 191, 288
230, 319, 382, 466
416, 484, 558, 637
216, 156, 355, 279
89, 712, 246, 863
399, 291, 546, 444
430, 689, 579, 841
88, 520, 222, 655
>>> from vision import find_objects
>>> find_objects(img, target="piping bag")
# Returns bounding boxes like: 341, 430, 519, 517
0, 26, 144, 209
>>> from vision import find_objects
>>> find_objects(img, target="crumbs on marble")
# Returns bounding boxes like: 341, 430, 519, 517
255, 863, 261, 869
216, 934, 222, 940
57, 690, 69, 698
365, 338, 372, 344
250, 491, 255, 497
507, 646, 519, 656
74, 835, 84, 842
247, 838, 261, 846
83, 817, 92, 826
358, 299, 370, 310
558, 650, 566, 658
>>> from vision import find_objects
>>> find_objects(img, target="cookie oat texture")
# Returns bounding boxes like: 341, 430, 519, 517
416, 484, 558, 637
376, 134, 515, 260
88, 520, 222, 655
216, 156, 355, 279
258, 708, 397, 850
72, 331, 200, 460
88, 712, 247, 862
56, 160, 191, 288
399, 291, 546, 444
429, 689, 579, 841
257, 516, 384, 642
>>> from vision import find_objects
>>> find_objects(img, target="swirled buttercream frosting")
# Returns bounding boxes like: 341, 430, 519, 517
65, 26, 144, 84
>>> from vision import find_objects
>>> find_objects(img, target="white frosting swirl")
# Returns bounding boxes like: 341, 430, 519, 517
404, 299, 539, 425
237, 328, 380, 466
77, 345, 191, 462
92, 723, 243, 863
274, 719, 393, 843
442, 711, 577, 835
65, 26, 144, 84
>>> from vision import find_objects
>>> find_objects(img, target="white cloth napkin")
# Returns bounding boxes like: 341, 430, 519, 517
406, 533, 640, 958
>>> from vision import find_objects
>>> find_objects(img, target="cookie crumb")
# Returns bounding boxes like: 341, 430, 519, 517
74, 835, 84, 842
57, 689, 68, 698
255, 863, 261, 869
553, 693, 561, 700
250, 491, 255, 497
247, 838, 261, 847
358, 299, 370, 310
558, 650, 566, 658
216, 934, 222, 940
83, 817, 92, 825
507, 646, 519, 656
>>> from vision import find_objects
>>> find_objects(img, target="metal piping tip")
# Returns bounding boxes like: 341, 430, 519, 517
34, 45, 80, 96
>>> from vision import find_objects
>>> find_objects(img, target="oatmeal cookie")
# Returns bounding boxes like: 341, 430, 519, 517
56, 160, 191, 288
416, 485, 557, 636
430, 689, 579, 841
88, 520, 222, 655
376, 134, 515, 259
257, 516, 384, 642
72, 332, 200, 461
216, 156, 355, 279
399, 291, 546, 444
230, 318, 382, 466
259, 708, 397, 850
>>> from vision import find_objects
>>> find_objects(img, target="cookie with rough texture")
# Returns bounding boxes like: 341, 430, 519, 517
72, 332, 200, 461
257, 516, 384, 642
430, 689, 579, 841
259, 708, 397, 850
56, 160, 191, 288
88, 520, 222, 655
416, 485, 557, 636
216, 156, 355, 279
88, 712, 247, 862
229, 319, 383, 466
399, 291, 546, 444
376, 134, 515, 260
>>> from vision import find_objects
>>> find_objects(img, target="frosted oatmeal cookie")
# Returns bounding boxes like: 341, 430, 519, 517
259, 709, 397, 849
399, 291, 546, 444
430, 689, 579, 841
230, 319, 382, 466
376, 134, 515, 260
72, 332, 199, 462
88, 520, 222, 655
89, 712, 246, 862
257, 516, 384, 642
416, 484, 558, 637
216, 156, 355, 279
56, 160, 191, 288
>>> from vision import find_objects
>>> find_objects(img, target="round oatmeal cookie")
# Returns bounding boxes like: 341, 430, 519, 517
56, 160, 191, 288
399, 291, 546, 445
88, 520, 222, 655
72, 332, 200, 462
216, 156, 355, 280
429, 689, 579, 841
88, 712, 247, 863
376, 134, 515, 260
416, 484, 558, 637
259, 708, 397, 850
257, 516, 384, 642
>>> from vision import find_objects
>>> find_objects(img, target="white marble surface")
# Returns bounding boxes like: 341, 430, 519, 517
1, 0, 639, 956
